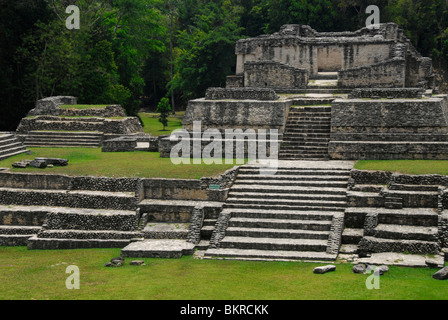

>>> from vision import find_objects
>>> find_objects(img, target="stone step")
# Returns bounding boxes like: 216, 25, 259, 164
121, 239, 196, 258
235, 174, 349, 181
0, 149, 29, 161
37, 229, 141, 240
289, 106, 332, 112
27, 235, 132, 250
358, 236, 440, 255
286, 129, 331, 133
369, 224, 439, 241
0, 145, 27, 157
233, 179, 347, 188
0, 188, 137, 211
228, 217, 333, 231
224, 202, 345, 212
142, 222, 189, 239
389, 184, 439, 192
238, 167, 350, 174
287, 117, 331, 122
227, 191, 347, 201
26, 135, 102, 141
0, 225, 41, 235
282, 136, 331, 142
25, 142, 101, 147
222, 208, 336, 221
0, 142, 23, 152
242, 165, 350, 175
282, 133, 332, 139
28, 131, 103, 137
225, 227, 330, 240
138, 199, 223, 222
279, 157, 331, 161
201, 225, 215, 239
219, 236, 328, 252
0, 205, 53, 226
204, 248, 337, 261
0, 138, 18, 148
43, 208, 138, 231
341, 228, 363, 244
288, 111, 332, 116
231, 184, 347, 195
345, 207, 439, 227
0, 234, 34, 246
225, 197, 347, 208
279, 146, 330, 152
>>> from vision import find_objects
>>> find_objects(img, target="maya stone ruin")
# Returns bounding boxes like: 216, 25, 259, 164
1, 23, 448, 268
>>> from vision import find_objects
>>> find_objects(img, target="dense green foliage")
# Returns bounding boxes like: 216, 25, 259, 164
1, 0, 448, 131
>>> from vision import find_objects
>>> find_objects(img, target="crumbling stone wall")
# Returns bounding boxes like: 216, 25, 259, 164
243, 60, 308, 89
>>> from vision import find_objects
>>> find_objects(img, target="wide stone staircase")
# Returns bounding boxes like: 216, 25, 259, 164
204, 161, 354, 261
279, 106, 331, 160
24, 131, 103, 148
0, 133, 29, 161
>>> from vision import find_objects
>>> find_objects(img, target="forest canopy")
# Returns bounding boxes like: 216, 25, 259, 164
1, 0, 448, 130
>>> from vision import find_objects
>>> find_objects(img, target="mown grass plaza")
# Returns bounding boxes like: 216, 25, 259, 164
2, 0, 448, 306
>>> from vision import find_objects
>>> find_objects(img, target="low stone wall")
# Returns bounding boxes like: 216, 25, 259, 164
350, 169, 392, 185
0, 171, 72, 190
226, 75, 244, 88
205, 87, 279, 101
244, 60, 308, 89
338, 59, 406, 88
349, 88, 425, 99
17, 116, 143, 134
102, 137, 137, 152
59, 105, 126, 117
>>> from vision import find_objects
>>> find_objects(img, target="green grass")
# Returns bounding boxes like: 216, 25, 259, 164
60, 105, 109, 109
139, 112, 184, 136
0, 247, 446, 300
354, 160, 448, 176
0, 148, 240, 179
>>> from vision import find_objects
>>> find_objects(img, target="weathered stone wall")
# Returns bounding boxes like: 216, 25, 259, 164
205, 87, 279, 101
329, 97, 448, 159
59, 105, 126, 117
243, 61, 308, 89
28, 96, 77, 116
349, 88, 424, 99
0, 171, 72, 190
17, 116, 143, 134
182, 98, 290, 132
226, 75, 244, 88
338, 59, 406, 88
102, 137, 137, 152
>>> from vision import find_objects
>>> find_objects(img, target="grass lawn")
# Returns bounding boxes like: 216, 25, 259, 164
139, 112, 184, 136
0, 247, 446, 300
0, 148, 240, 179
354, 160, 448, 176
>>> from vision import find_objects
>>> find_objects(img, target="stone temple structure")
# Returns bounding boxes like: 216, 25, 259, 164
1, 23, 448, 267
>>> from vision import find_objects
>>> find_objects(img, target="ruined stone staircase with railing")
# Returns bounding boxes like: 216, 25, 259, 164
204, 161, 354, 261
279, 106, 331, 160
